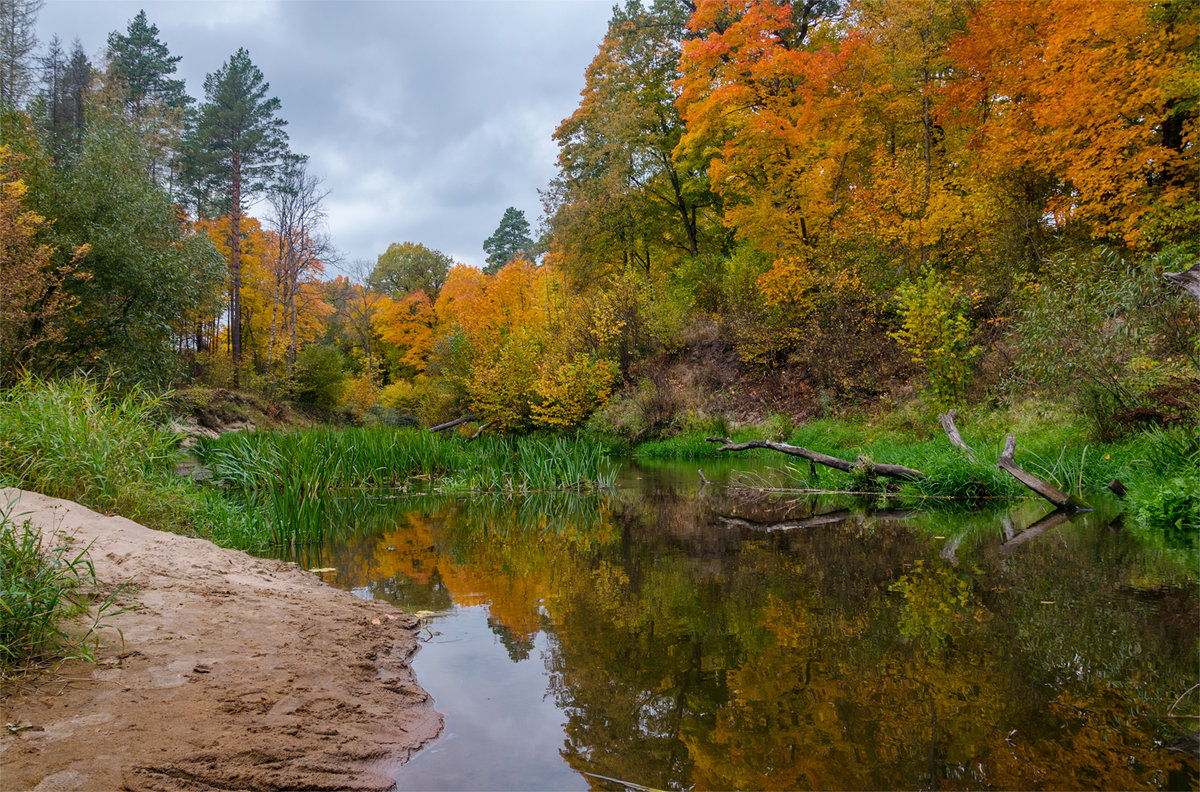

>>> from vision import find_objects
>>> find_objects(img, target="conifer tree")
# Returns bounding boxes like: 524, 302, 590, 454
105, 10, 189, 120
0, 0, 42, 107
183, 48, 288, 385
482, 206, 534, 274
37, 35, 88, 160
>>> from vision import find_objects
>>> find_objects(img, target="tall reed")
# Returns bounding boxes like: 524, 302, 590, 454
0, 374, 177, 512
197, 428, 615, 495
197, 428, 616, 545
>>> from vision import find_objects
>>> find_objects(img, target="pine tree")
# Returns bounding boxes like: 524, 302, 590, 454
37, 35, 88, 160
183, 48, 288, 385
106, 10, 189, 120
0, 0, 42, 107
482, 206, 534, 274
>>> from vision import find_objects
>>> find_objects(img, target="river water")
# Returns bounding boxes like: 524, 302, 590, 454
270, 460, 1198, 790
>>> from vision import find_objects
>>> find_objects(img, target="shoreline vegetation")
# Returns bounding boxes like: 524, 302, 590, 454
0, 372, 1195, 706
1, 374, 1195, 553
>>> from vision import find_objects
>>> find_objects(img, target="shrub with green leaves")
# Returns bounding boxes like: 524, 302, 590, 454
1014, 246, 1199, 439
891, 270, 981, 410
293, 344, 346, 407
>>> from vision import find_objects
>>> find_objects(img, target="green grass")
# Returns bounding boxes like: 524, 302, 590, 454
633, 427, 770, 460
0, 375, 272, 551
196, 427, 617, 544
0, 500, 128, 680
631, 404, 1200, 529
197, 427, 616, 494
0, 374, 178, 517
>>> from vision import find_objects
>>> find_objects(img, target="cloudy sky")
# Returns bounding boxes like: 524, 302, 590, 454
36, 0, 614, 271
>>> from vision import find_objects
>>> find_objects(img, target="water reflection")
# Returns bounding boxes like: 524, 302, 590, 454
270, 462, 1198, 791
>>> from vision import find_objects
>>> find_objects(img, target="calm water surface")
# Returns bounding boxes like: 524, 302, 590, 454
271, 460, 1199, 791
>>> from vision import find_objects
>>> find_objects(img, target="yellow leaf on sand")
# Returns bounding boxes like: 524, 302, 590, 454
309, 567, 336, 573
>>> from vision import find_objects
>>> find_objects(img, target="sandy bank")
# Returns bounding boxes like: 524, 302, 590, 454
0, 488, 441, 792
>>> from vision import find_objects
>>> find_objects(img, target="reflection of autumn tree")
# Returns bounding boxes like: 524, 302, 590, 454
316, 494, 617, 654
978, 677, 1197, 790
437, 496, 616, 654
279, 480, 1195, 790
546, 504, 932, 790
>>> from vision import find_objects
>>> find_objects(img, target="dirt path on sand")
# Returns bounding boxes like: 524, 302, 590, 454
0, 488, 442, 792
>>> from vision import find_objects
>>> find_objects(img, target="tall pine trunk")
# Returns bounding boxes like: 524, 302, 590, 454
229, 150, 243, 387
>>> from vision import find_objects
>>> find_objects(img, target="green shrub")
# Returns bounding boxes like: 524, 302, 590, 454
1013, 246, 1199, 439
1130, 476, 1200, 549
293, 344, 346, 407
0, 501, 126, 679
891, 270, 981, 410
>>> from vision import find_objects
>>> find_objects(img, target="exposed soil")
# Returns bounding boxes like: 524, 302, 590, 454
0, 488, 442, 792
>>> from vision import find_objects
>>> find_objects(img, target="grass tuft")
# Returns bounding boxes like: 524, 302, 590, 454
0, 500, 127, 680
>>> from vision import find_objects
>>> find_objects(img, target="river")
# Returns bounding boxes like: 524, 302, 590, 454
269, 460, 1199, 790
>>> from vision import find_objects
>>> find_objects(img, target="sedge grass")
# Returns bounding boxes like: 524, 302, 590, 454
198, 428, 615, 495
197, 428, 616, 545
0, 500, 129, 680
0, 374, 178, 515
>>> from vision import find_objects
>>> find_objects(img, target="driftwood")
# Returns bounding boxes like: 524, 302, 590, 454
466, 422, 491, 442
939, 413, 1093, 511
705, 437, 927, 482
429, 413, 477, 433
1164, 260, 1200, 307
937, 410, 979, 464
996, 434, 1089, 511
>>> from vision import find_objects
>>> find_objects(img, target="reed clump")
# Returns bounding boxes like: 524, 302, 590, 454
0, 501, 127, 680
197, 427, 615, 495
0, 374, 178, 515
197, 428, 616, 545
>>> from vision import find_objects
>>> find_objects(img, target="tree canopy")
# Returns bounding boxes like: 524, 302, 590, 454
482, 206, 534, 274
370, 241, 453, 299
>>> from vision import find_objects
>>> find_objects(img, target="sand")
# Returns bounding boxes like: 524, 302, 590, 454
0, 488, 442, 792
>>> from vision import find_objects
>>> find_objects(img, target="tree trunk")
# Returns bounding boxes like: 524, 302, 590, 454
996, 434, 1089, 511
705, 437, 927, 482
229, 150, 242, 388
1164, 261, 1200, 306
266, 257, 282, 397
430, 414, 478, 433
937, 410, 979, 464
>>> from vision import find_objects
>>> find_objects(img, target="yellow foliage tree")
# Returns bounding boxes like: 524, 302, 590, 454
0, 146, 90, 376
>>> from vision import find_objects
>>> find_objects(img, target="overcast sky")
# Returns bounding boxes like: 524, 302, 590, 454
35, 0, 613, 272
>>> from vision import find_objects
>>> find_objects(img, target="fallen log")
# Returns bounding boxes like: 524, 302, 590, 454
430, 413, 478, 433
1164, 260, 1200, 307
937, 409, 979, 464
997, 434, 1090, 511
705, 437, 927, 482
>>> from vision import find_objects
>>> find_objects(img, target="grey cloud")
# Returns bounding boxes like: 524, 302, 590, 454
37, 0, 610, 270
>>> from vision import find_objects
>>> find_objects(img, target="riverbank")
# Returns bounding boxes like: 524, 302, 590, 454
0, 488, 441, 792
